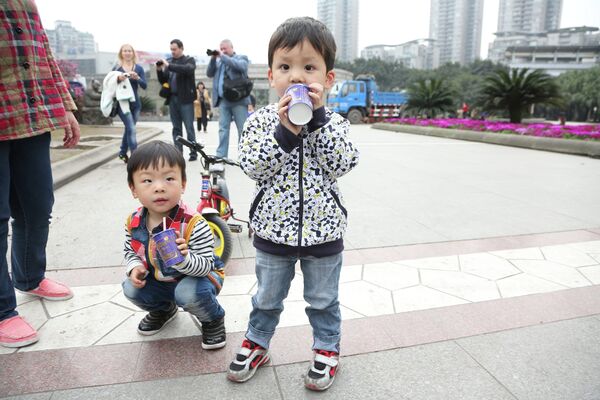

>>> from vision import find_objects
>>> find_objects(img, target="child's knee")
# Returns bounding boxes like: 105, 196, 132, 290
176, 288, 223, 321
122, 279, 141, 301
304, 293, 338, 310
174, 286, 213, 308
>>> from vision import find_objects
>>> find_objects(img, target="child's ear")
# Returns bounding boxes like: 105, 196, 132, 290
267, 68, 274, 88
129, 185, 138, 199
325, 70, 336, 89
181, 180, 187, 193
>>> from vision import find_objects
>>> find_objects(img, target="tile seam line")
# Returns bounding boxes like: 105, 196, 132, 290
42, 228, 600, 275
452, 340, 520, 400
3, 312, 600, 396
5, 288, 599, 359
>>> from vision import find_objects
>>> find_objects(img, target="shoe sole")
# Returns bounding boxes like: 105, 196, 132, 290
15, 289, 73, 301
305, 365, 339, 391
201, 340, 226, 350
137, 310, 178, 336
0, 335, 39, 348
305, 380, 334, 391
227, 354, 270, 383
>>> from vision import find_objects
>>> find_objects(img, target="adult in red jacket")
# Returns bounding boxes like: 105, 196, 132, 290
0, 0, 80, 348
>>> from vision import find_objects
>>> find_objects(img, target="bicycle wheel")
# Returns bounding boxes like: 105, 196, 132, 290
204, 213, 233, 266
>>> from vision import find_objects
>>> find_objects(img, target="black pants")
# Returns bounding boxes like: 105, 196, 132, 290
197, 103, 208, 132
196, 116, 207, 132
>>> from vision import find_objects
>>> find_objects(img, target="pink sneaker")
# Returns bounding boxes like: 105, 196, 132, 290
0, 315, 39, 348
18, 278, 73, 301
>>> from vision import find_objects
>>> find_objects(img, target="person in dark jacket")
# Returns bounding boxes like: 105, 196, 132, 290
156, 39, 198, 161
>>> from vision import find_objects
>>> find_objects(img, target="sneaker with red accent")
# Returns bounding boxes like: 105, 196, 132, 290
227, 339, 270, 382
17, 278, 73, 301
304, 349, 339, 391
0, 315, 39, 348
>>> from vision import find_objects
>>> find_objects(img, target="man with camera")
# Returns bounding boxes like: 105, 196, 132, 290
206, 40, 251, 158
156, 39, 198, 161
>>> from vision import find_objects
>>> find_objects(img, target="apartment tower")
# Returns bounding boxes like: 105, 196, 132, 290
317, 0, 359, 62
429, 0, 484, 68
497, 0, 562, 33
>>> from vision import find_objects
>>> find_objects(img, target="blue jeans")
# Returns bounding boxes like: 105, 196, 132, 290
118, 104, 139, 156
169, 95, 196, 157
122, 274, 224, 322
246, 250, 343, 352
216, 100, 248, 158
0, 133, 54, 321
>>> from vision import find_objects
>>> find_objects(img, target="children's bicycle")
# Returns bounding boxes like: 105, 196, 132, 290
176, 136, 251, 265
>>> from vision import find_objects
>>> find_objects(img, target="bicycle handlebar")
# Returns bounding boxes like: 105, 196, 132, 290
176, 136, 199, 151
176, 136, 239, 166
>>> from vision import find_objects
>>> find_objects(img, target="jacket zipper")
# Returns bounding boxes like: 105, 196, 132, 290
249, 188, 265, 220
297, 136, 304, 250
330, 189, 348, 217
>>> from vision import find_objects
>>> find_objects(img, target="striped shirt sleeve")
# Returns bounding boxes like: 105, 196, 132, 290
123, 225, 144, 276
173, 218, 215, 277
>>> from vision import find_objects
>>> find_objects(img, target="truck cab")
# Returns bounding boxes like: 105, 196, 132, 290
327, 75, 407, 124
327, 78, 372, 124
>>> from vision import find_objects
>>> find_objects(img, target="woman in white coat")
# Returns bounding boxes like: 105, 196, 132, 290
113, 44, 146, 163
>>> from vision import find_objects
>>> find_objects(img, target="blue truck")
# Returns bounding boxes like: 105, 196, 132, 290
326, 74, 408, 124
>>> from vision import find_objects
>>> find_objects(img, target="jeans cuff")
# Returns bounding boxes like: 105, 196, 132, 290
246, 323, 274, 349
313, 334, 341, 352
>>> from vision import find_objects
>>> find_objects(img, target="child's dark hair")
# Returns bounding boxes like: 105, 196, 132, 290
268, 17, 336, 71
127, 141, 186, 186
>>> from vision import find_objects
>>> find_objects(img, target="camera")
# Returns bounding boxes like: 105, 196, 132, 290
123, 72, 131, 78
155, 60, 164, 66
206, 49, 219, 56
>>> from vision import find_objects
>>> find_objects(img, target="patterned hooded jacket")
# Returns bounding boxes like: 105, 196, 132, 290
239, 104, 359, 257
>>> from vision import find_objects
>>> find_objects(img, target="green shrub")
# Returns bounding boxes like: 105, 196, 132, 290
140, 95, 156, 113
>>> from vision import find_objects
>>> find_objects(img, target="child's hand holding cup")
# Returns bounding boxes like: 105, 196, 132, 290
153, 228, 185, 267
285, 84, 313, 126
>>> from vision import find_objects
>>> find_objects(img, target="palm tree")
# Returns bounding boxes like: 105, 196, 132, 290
406, 78, 454, 118
480, 68, 563, 123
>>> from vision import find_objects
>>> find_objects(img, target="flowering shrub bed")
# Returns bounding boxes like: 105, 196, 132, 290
385, 118, 600, 141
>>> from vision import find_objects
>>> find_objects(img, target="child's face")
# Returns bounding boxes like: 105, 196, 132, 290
129, 161, 186, 219
268, 39, 335, 98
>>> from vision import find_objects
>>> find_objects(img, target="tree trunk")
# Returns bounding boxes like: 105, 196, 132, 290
509, 107, 522, 123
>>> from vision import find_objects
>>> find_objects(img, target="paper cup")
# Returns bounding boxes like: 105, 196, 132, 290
153, 228, 185, 268
285, 84, 313, 125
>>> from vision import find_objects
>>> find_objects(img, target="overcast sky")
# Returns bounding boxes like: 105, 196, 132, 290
36, 0, 600, 64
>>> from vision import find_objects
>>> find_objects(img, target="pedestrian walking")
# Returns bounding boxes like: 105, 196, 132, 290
113, 44, 147, 163
194, 81, 211, 133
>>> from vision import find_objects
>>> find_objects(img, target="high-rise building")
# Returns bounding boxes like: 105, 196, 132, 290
497, 0, 562, 33
489, 0, 563, 62
45, 20, 98, 76
317, 0, 359, 62
46, 20, 96, 58
504, 26, 600, 76
361, 39, 434, 69
429, 0, 484, 68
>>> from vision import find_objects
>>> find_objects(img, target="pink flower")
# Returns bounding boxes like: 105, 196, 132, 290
385, 118, 600, 141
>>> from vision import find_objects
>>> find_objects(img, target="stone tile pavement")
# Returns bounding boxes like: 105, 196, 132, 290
3, 121, 600, 398
2, 240, 599, 356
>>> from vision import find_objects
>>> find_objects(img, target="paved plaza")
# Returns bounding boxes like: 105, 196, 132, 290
1, 121, 599, 399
